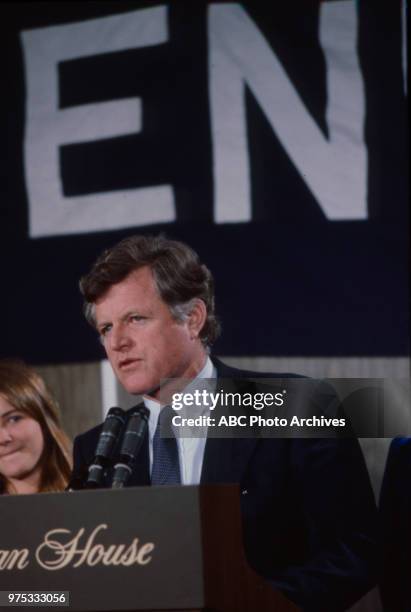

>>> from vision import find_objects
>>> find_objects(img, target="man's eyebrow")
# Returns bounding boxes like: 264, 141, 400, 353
96, 308, 152, 328
96, 319, 110, 327
96, 311, 143, 328
122, 309, 151, 319
96, 319, 112, 332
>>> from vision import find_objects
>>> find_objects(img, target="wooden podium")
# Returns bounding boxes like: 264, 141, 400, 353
0, 485, 299, 612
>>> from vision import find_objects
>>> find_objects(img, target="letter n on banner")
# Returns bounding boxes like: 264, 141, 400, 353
208, 2, 367, 222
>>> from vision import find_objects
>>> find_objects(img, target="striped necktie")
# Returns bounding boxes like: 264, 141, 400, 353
151, 406, 181, 485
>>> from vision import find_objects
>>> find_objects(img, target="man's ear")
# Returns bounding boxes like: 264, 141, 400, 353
187, 299, 207, 340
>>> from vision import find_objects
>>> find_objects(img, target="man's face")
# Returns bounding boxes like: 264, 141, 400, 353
94, 266, 205, 397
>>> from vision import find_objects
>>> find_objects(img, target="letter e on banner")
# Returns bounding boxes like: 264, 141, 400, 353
21, 7, 175, 237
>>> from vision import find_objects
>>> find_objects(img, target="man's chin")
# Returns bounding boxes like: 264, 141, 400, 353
119, 376, 160, 398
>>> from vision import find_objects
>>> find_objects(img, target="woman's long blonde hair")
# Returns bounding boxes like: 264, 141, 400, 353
0, 359, 72, 493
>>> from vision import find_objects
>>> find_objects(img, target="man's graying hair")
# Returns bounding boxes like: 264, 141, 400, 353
79, 235, 221, 347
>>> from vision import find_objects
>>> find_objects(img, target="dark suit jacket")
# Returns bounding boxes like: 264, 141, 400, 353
73, 358, 377, 612
379, 437, 411, 612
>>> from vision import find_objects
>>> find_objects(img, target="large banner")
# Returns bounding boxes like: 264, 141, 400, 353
2, 1, 408, 364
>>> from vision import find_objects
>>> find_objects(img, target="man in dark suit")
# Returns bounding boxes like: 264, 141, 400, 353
73, 234, 377, 612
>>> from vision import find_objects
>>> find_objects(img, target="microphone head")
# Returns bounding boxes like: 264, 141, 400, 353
118, 408, 149, 459
106, 406, 126, 418
111, 406, 150, 488
84, 407, 127, 489
94, 406, 126, 460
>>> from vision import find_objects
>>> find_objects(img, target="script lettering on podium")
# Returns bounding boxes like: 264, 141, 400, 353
0, 548, 29, 570
35, 524, 155, 570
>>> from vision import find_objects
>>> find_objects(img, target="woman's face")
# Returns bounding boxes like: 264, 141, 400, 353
0, 394, 44, 492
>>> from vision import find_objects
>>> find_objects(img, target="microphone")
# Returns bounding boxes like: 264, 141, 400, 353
86, 407, 126, 488
111, 407, 149, 489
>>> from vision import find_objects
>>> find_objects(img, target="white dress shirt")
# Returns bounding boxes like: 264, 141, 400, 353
143, 357, 217, 485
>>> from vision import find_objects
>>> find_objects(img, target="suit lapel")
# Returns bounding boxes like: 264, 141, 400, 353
200, 367, 259, 484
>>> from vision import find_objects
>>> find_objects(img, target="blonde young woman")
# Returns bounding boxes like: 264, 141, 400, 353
0, 360, 71, 494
